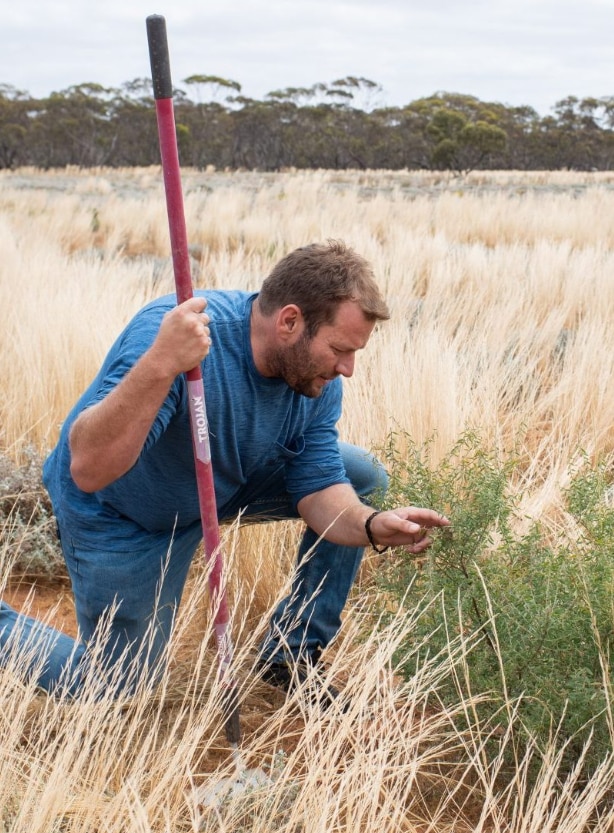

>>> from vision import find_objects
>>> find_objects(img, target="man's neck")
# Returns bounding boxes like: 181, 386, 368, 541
249, 297, 273, 377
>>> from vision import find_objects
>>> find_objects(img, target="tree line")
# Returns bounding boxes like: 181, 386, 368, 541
1, 76, 613, 172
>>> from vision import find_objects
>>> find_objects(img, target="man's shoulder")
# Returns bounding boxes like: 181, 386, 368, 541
138, 289, 255, 318
199, 289, 256, 319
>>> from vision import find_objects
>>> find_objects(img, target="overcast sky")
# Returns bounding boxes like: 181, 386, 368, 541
3, 0, 613, 116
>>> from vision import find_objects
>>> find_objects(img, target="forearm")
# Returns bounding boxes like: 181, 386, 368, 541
297, 484, 375, 546
69, 348, 177, 492
297, 484, 450, 553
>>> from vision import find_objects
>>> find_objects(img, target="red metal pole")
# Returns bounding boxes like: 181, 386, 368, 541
146, 14, 240, 746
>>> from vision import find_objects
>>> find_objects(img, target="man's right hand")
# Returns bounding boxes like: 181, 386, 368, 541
149, 297, 212, 381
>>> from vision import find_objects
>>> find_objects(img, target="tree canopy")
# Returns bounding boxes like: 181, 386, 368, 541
0, 78, 612, 171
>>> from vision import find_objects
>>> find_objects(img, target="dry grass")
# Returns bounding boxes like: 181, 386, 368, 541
2, 167, 614, 830
5, 523, 614, 833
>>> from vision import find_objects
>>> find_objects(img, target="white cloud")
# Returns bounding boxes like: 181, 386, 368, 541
1, 0, 613, 115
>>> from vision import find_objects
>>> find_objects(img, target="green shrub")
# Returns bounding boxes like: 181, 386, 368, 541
0, 448, 65, 580
376, 431, 614, 783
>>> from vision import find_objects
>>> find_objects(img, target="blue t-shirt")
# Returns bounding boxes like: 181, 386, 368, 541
43, 290, 349, 549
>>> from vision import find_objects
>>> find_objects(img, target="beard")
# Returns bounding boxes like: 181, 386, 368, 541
267, 333, 332, 398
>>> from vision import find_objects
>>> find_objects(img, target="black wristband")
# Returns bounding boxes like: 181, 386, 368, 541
365, 510, 390, 553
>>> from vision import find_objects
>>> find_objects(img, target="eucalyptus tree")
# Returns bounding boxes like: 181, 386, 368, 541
174, 75, 240, 169
0, 84, 32, 169
28, 83, 118, 167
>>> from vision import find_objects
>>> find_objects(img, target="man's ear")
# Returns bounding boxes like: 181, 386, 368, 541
276, 304, 304, 339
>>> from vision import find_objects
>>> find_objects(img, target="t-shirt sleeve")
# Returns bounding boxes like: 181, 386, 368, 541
283, 379, 350, 509
84, 308, 183, 451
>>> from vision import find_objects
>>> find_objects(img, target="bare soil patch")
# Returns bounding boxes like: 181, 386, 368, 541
5, 579, 78, 638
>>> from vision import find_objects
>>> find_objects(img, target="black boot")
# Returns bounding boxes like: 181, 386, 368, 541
257, 650, 344, 711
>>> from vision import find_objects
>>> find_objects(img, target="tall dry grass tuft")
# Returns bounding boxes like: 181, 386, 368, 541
3, 167, 614, 829
3, 519, 614, 832
3, 166, 614, 483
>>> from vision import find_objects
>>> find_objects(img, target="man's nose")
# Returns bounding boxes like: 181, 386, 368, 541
335, 353, 355, 378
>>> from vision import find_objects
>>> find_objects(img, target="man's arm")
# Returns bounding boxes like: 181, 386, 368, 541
297, 483, 449, 554
69, 297, 210, 493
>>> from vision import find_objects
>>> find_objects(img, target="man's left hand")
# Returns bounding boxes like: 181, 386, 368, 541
367, 507, 450, 554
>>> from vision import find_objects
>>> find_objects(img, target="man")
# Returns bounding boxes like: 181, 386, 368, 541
0, 240, 448, 702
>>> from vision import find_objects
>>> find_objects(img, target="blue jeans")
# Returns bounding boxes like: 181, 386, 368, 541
0, 443, 387, 696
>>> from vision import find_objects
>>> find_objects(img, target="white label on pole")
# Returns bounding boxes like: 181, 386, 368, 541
187, 378, 212, 464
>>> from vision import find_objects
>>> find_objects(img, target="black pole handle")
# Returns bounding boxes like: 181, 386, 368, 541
146, 14, 173, 100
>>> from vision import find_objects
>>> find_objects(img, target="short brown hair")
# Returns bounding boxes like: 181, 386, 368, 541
258, 240, 390, 336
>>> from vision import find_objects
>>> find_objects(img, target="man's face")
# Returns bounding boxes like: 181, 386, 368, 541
277, 301, 376, 398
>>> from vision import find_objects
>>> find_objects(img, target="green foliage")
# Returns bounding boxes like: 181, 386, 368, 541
183, 75, 241, 92
377, 431, 614, 783
1, 75, 614, 170
422, 102, 508, 172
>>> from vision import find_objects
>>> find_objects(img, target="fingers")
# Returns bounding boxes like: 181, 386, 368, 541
404, 522, 433, 547
403, 507, 450, 529
402, 510, 453, 555
186, 296, 207, 313
405, 537, 433, 555
154, 297, 212, 376
174, 300, 211, 352
181, 296, 210, 330
370, 507, 450, 555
